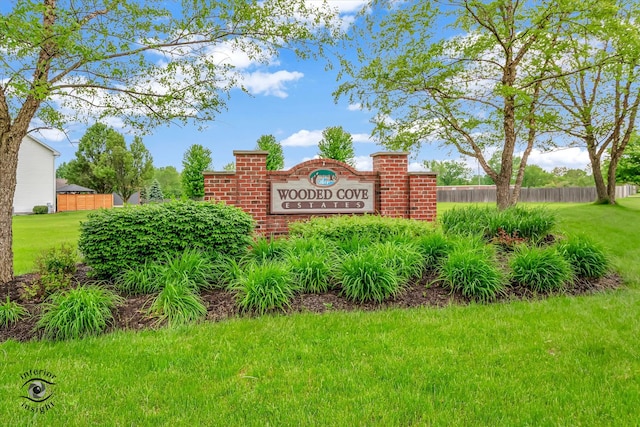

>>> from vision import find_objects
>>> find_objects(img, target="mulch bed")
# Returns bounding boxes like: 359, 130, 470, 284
0, 264, 623, 343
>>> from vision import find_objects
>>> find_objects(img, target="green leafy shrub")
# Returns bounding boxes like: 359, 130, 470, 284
35, 244, 78, 276
0, 297, 29, 327
287, 249, 335, 293
234, 261, 297, 314
289, 215, 433, 244
79, 200, 254, 278
149, 280, 208, 326
440, 246, 504, 302
371, 241, 425, 284
336, 235, 372, 254
557, 236, 609, 278
441, 206, 555, 242
509, 246, 574, 292
337, 248, 401, 303
37, 286, 122, 340
32, 205, 49, 214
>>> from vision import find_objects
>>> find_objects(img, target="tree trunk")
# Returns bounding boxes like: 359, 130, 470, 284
589, 148, 610, 204
0, 131, 23, 285
495, 176, 512, 210
607, 154, 621, 204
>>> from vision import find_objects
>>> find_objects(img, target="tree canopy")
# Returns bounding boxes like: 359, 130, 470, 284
335, 0, 625, 209
181, 144, 212, 200
0, 0, 340, 283
317, 126, 355, 166
256, 134, 284, 171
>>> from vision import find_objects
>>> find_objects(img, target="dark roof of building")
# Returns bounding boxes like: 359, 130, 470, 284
56, 184, 96, 193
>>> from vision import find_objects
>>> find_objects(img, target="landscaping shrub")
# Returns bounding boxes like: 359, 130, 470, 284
246, 236, 290, 263
37, 286, 122, 340
440, 245, 504, 302
234, 261, 297, 314
28, 244, 80, 298
0, 297, 29, 327
371, 241, 425, 284
509, 246, 574, 292
287, 249, 335, 293
32, 205, 49, 214
336, 235, 373, 254
557, 236, 609, 278
79, 200, 254, 278
116, 261, 162, 295
441, 205, 556, 242
289, 215, 433, 243
337, 248, 401, 303
149, 279, 208, 326
210, 255, 243, 290
413, 232, 452, 269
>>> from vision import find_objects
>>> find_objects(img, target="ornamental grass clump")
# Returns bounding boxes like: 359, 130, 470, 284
246, 236, 290, 263
287, 249, 335, 293
116, 261, 162, 295
557, 236, 609, 278
371, 241, 425, 284
413, 232, 452, 269
158, 250, 215, 291
149, 279, 208, 326
509, 246, 574, 292
0, 297, 29, 327
234, 261, 297, 314
337, 248, 401, 303
37, 286, 122, 340
440, 245, 504, 303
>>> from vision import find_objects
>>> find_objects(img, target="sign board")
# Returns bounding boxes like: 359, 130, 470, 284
271, 168, 375, 214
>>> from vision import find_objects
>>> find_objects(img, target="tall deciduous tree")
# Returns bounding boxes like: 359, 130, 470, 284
0, 1, 339, 283
546, 3, 640, 204
423, 159, 472, 186
317, 126, 355, 166
111, 136, 154, 204
256, 134, 284, 171
335, 0, 611, 209
182, 144, 212, 200
154, 166, 182, 199
616, 134, 640, 186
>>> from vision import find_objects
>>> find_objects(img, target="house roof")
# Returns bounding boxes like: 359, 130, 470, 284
57, 184, 96, 193
25, 134, 61, 156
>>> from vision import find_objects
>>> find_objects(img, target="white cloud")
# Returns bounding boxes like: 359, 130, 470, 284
408, 162, 427, 172
352, 133, 373, 143
281, 129, 323, 147
323, 0, 368, 13
33, 128, 67, 142
353, 155, 372, 170
526, 147, 591, 171
241, 70, 304, 98
347, 103, 362, 111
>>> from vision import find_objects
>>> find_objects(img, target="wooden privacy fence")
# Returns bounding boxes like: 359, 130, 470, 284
57, 194, 113, 212
437, 185, 637, 203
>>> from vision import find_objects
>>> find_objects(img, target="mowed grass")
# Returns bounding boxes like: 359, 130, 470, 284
12, 211, 89, 275
3, 200, 640, 425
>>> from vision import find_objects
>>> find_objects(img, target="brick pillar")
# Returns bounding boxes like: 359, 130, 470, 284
408, 173, 437, 221
234, 151, 269, 233
372, 152, 409, 218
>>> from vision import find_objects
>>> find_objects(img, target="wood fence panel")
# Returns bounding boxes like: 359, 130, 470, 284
437, 185, 636, 203
57, 194, 113, 212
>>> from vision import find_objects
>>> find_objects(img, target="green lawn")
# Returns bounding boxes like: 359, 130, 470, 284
3, 200, 639, 425
12, 211, 89, 275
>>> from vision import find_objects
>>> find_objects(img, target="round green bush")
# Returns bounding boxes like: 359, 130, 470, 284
79, 200, 254, 278
556, 236, 609, 278
37, 286, 122, 340
440, 247, 504, 302
509, 246, 574, 292
337, 248, 401, 303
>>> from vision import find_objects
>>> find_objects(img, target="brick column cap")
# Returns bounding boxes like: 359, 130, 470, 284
408, 171, 437, 176
233, 150, 269, 156
370, 151, 409, 158
203, 171, 236, 175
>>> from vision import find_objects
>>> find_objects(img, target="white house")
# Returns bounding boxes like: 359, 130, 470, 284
13, 135, 60, 214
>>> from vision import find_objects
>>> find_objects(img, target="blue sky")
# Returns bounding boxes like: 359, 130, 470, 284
31, 0, 592, 175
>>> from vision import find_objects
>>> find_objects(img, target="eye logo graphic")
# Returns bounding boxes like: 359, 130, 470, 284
20, 370, 56, 413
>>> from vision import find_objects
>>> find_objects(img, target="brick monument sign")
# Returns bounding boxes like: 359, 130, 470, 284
204, 151, 437, 235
